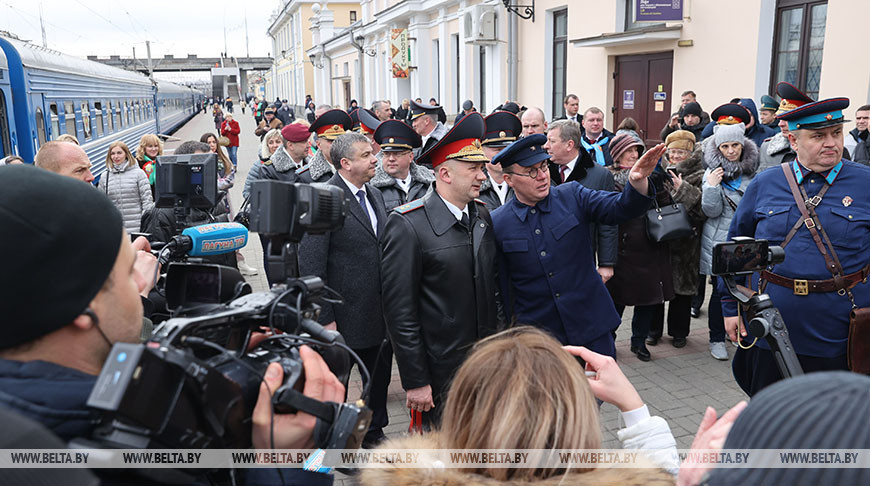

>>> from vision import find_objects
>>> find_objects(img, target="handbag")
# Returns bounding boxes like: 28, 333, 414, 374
644, 198, 693, 242
849, 308, 870, 375
233, 197, 251, 229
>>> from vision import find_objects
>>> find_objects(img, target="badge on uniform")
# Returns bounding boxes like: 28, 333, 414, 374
843, 196, 853, 207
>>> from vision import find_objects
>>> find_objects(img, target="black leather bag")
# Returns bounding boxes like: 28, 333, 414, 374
233, 197, 251, 229
645, 199, 693, 242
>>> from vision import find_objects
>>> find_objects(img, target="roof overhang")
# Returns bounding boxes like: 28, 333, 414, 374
570, 25, 682, 48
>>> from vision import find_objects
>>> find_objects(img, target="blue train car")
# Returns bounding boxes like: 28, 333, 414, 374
0, 35, 202, 176
0, 45, 18, 159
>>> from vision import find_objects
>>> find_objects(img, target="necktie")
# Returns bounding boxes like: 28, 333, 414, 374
356, 190, 373, 227
560, 165, 569, 183
459, 212, 470, 230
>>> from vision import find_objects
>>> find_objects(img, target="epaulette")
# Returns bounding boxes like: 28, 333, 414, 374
263, 159, 272, 166
474, 198, 487, 206
395, 199, 425, 214
295, 165, 310, 175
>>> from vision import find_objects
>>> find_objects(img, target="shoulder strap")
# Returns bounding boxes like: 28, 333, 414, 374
779, 163, 844, 278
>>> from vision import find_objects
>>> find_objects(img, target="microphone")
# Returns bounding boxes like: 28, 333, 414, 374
159, 222, 248, 264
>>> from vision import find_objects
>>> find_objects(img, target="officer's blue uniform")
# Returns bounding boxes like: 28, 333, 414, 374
492, 178, 653, 356
725, 159, 870, 354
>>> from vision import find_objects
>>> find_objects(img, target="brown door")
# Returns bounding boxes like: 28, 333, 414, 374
613, 52, 673, 147
343, 80, 352, 110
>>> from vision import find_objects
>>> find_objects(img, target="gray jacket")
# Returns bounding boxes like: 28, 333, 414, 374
297, 174, 388, 349
98, 161, 153, 234
369, 161, 434, 210
758, 132, 795, 172
699, 138, 759, 275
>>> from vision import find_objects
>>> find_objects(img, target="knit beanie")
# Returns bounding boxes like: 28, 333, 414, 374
713, 122, 746, 148
706, 371, 870, 485
665, 130, 696, 152
683, 101, 703, 118
0, 165, 123, 349
609, 133, 645, 165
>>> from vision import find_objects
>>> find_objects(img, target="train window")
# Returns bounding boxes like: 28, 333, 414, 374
81, 102, 91, 141
49, 103, 60, 139
35, 107, 47, 146
107, 101, 114, 132
94, 102, 103, 138
123, 101, 129, 126
0, 92, 11, 156
63, 101, 76, 138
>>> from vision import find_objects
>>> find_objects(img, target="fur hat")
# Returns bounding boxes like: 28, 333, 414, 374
713, 122, 746, 147
665, 130, 696, 152
609, 133, 645, 164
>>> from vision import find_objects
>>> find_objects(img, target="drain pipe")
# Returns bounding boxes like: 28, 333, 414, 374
507, 10, 518, 102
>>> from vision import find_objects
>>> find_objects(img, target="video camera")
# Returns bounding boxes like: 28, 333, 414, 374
76, 180, 365, 481
712, 237, 803, 378
154, 153, 219, 231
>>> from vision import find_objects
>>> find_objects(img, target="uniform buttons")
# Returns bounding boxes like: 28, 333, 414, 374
530, 209, 537, 214
810, 179, 816, 184
480, 223, 485, 228
535, 229, 542, 235
555, 293, 561, 298
540, 250, 547, 257
768, 210, 773, 214
548, 272, 554, 277
849, 215, 853, 219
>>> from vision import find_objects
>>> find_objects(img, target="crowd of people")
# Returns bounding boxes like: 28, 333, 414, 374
1, 82, 869, 485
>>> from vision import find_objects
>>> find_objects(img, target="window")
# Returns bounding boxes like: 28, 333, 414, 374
625, 0, 667, 31
94, 102, 103, 137
552, 9, 568, 118
343, 62, 349, 77
81, 102, 91, 140
49, 103, 60, 138
64, 101, 76, 136
771, 0, 827, 99
123, 101, 129, 126
350, 11, 357, 23
0, 92, 11, 156
35, 107, 46, 146
107, 101, 114, 132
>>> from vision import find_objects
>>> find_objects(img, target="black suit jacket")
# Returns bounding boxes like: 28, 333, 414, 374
298, 173, 388, 349
549, 154, 618, 266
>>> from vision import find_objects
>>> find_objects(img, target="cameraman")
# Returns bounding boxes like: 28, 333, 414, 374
0, 165, 342, 485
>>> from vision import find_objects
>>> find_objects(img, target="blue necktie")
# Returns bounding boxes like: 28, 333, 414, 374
357, 190, 373, 227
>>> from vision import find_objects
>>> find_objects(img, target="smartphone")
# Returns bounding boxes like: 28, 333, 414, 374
711, 239, 769, 275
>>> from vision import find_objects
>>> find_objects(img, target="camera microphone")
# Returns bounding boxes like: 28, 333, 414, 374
159, 222, 249, 265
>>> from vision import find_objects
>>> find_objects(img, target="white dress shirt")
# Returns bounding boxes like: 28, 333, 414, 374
339, 173, 378, 235
395, 172, 413, 194
489, 174, 509, 205
560, 154, 580, 181
437, 193, 468, 222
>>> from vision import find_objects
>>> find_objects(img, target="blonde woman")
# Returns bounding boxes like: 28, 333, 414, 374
243, 128, 283, 199
135, 134, 163, 190
98, 141, 153, 233
363, 326, 680, 484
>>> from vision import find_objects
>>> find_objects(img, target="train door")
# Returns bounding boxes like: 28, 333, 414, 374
32, 94, 48, 148
0, 89, 13, 157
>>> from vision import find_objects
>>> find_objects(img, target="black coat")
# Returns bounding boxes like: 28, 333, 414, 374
298, 174, 388, 349
549, 156, 618, 266
381, 191, 503, 399
477, 173, 515, 210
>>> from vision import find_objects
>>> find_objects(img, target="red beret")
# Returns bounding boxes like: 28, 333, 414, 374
281, 123, 310, 143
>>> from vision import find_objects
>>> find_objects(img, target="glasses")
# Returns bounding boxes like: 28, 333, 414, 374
667, 149, 689, 158
506, 163, 548, 179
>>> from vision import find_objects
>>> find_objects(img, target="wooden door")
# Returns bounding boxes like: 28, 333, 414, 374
613, 52, 673, 147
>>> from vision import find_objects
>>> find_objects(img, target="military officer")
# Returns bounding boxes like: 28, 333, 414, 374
758, 95, 781, 131
409, 100, 449, 164
491, 134, 664, 357
381, 112, 502, 427
369, 119, 434, 211
724, 96, 870, 396
296, 109, 352, 183
478, 111, 521, 209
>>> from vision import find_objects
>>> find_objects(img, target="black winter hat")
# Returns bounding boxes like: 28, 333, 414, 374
0, 165, 123, 349
706, 371, 870, 485
683, 101, 703, 118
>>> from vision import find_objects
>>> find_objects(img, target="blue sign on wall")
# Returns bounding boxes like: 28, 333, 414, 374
636, 0, 683, 22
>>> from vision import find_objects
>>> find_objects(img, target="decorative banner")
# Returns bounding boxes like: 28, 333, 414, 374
636, 0, 683, 22
391, 29, 410, 78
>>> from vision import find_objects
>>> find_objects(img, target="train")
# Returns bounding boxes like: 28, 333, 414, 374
0, 35, 204, 176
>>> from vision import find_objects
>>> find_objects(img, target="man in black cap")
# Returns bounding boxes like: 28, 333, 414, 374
381, 113, 502, 427
454, 99, 475, 124
661, 101, 706, 141
254, 106, 284, 141
478, 111, 521, 209
370, 119, 434, 210
724, 95, 870, 396
0, 165, 342, 485
296, 108, 353, 183
758, 95, 780, 130
490, 135, 664, 357
758, 82, 816, 171
410, 99, 449, 162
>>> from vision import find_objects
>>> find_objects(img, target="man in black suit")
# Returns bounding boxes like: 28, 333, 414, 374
297, 131, 391, 448
553, 93, 583, 125
545, 119, 617, 283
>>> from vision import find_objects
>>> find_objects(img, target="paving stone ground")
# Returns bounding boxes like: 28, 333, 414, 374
169, 113, 750, 484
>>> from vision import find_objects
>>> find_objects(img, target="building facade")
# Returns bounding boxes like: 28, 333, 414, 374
268, 0, 869, 138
